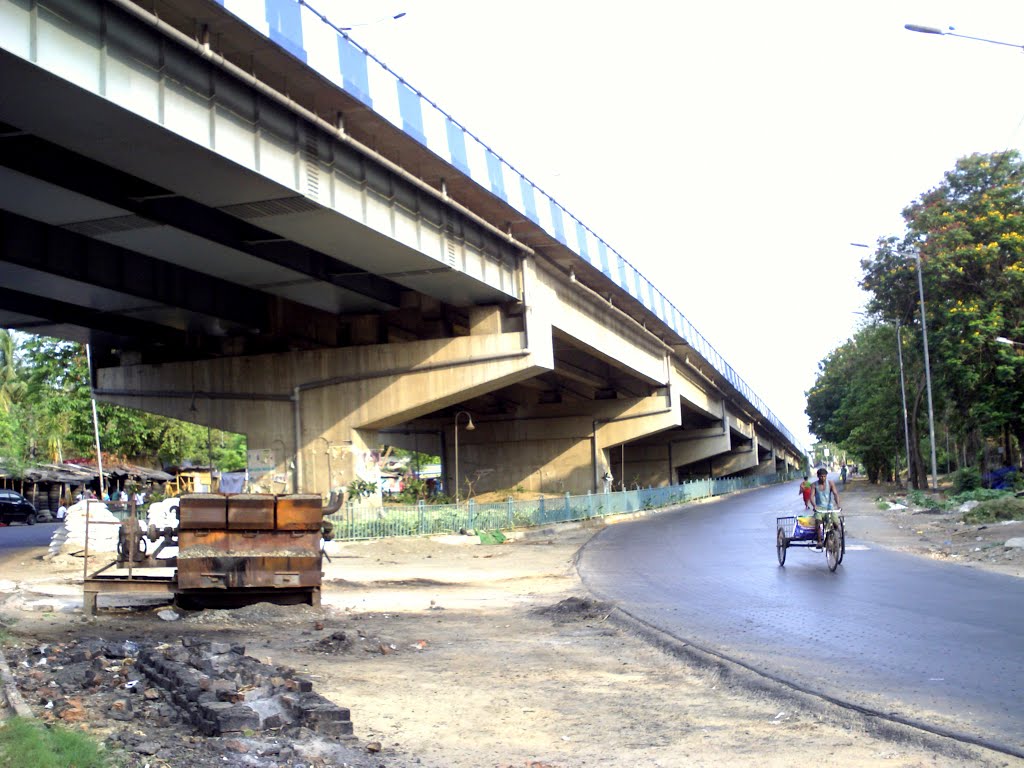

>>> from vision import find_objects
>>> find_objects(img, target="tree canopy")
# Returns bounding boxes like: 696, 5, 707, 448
806, 324, 906, 483
0, 334, 245, 474
811, 150, 1024, 484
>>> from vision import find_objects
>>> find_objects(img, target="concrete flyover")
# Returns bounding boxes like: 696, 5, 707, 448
0, 0, 804, 500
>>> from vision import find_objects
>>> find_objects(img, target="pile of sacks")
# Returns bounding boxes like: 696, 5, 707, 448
45, 497, 182, 560
47, 500, 120, 557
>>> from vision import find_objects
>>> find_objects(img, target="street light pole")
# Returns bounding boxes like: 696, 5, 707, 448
852, 242, 935, 489
453, 410, 474, 504
912, 249, 940, 491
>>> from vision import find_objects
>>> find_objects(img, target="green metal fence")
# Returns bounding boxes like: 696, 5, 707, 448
326, 470, 799, 541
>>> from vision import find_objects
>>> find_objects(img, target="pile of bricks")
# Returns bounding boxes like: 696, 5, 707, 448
135, 637, 353, 737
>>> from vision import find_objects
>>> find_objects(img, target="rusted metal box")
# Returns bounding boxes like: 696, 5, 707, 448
178, 494, 227, 530
276, 494, 323, 531
227, 494, 275, 530
176, 530, 320, 590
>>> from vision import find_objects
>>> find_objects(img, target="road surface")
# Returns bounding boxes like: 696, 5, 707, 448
578, 482, 1024, 757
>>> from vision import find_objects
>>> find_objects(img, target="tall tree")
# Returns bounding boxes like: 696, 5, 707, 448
861, 151, 1024, 466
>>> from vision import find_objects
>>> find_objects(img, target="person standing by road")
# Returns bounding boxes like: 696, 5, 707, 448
798, 476, 813, 510
811, 468, 841, 547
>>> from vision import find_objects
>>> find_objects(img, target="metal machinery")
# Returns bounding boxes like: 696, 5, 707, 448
83, 493, 340, 614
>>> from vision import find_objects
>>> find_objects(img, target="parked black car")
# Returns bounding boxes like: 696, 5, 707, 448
0, 489, 38, 525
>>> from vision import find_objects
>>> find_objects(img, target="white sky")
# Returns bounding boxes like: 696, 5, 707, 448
331, 0, 1024, 451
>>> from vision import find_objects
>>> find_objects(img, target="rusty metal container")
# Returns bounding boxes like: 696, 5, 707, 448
178, 494, 227, 530
276, 494, 323, 531
176, 530, 320, 590
227, 494, 275, 530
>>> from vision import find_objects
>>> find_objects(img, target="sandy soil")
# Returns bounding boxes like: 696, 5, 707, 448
0, 477, 1021, 768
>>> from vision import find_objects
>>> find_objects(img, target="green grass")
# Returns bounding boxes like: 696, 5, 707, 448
962, 496, 1024, 525
0, 718, 111, 768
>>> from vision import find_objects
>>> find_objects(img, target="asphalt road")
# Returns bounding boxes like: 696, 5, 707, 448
578, 481, 1024, 757
0, 520, 57, 554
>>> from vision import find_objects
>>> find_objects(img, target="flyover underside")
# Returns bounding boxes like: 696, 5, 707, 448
94, 291, 794, 498
0, 3, 521, 361
1, 0, 803, 497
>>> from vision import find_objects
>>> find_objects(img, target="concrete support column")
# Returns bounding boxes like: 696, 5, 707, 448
96, 312, 556, 500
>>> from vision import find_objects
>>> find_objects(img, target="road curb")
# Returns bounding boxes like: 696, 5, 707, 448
0, 649, 33, 719
577, 525, 1024, 763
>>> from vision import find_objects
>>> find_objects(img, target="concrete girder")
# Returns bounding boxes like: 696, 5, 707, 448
711, 444, 759, 476
669, 428, 732, 470
726, 409, 755, 442
444, 388, 680, 497
534, 261, 668, 387
669, 362, 721, 421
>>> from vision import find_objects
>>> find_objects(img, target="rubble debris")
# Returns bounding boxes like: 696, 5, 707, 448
533, 596, 612, 622
7, 635, 354, 751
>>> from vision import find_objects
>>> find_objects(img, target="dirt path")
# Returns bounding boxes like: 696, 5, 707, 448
0, 479, 1020, 767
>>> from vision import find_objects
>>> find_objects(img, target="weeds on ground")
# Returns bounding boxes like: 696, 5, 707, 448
962, 496, 1024, 525
947, 488, 1013, 505
0, 717, 110, 768
907, 489, 931, 508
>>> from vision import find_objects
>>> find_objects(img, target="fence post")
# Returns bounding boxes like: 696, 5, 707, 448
468, 499, 475, 532
539, 495, 546, 523
507, 496, 513, 528
564, 492, 570, 520
417, 499, 425, 535
587, 490, 594, 519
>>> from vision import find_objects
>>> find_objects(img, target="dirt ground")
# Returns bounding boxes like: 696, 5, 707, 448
0, 477, 1021, 768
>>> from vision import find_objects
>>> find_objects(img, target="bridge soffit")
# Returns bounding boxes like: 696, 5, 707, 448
1, 0, 522, 309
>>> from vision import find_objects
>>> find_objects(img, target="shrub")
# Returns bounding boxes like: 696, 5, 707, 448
947, 488, 1011, 505
962, 497, 1024, 525
952, 466, 982, 494
347, 478, 377, 499
907, 490, 929, 508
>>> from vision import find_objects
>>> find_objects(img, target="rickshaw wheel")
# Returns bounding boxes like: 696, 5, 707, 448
825, 530, 840, 572
776, 527, 787, 566
837, 518, 846, 564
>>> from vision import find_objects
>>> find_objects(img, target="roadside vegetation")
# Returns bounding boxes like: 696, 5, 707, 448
876, 485, 1024, 526
0, 717, 111, 768
0, 333, 246, 474
808, 150, 1024, 490
962, 496, 1024, 525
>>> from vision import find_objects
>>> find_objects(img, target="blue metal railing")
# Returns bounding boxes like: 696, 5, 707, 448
326, 471, 798, 541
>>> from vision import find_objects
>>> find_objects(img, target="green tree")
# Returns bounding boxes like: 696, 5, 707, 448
2, 333, 246, 472
807, 324, 906, 484
861, 151, 1024, 468
0, 330, 26, 415
20, 336, 93, 462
